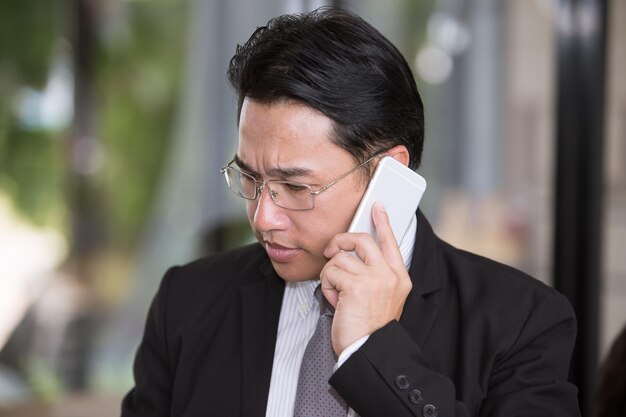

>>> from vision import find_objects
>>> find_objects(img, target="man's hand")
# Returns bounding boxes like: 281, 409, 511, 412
320, 202, 413, 356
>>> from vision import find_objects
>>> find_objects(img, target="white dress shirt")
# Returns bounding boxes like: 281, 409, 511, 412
265, 214, 417, 417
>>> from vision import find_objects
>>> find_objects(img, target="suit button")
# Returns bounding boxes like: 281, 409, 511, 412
395, 375, 410, 390
423, 404, 437, 417
408, 389, 423, 404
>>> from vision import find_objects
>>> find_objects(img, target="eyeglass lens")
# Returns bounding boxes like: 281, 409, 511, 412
224, 168, 314, 210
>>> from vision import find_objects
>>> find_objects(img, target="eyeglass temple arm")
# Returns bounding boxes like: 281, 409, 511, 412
310, 151, 385, 196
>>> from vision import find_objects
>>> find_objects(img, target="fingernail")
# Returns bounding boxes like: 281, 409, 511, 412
374, 201, 386, 213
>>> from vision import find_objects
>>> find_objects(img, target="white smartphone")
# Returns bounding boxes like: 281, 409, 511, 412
347, 156, 427, 246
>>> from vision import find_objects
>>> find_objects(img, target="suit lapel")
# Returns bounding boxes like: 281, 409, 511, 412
237, 211, 441, 414
400, 210, 441, 347
240, 255, 284, 417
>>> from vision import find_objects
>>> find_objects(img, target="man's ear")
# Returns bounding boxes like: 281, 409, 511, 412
385, 145, 410, 167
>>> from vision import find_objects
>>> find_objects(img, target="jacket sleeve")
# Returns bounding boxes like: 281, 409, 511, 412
330, 291, 581, 417
121, 267, 179, 417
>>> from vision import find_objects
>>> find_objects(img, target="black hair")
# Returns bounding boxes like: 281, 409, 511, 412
227, 7, 425, 170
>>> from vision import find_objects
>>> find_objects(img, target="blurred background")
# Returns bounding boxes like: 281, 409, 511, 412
0, 0, 623, 416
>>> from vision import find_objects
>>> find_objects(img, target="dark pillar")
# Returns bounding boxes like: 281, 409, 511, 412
63, 0, 101, 390
553, 1, 608, 416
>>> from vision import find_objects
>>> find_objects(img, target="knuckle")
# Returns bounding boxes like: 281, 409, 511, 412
327, 264, 340, 275
355, 232, 373, 243
401, 277, 413, 294
337, 250, 352, 261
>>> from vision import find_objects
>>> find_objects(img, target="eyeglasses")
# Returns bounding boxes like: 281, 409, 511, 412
220, 150, 385, 210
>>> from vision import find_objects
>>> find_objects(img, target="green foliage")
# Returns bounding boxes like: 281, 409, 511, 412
27, 357, 64, 401
0, 0, 58, 88
95, 2, 187, 248
0, 0, 62, 226
0, 0, 188, 248
0, 126, 64, 226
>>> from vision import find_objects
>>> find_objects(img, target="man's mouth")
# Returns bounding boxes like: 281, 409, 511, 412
264, 241, 302, 262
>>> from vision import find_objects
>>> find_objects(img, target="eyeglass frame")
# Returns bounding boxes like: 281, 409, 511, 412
219, 149, 388, 211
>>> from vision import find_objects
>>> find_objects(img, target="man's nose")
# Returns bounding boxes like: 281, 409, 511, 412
253, 185, 288, 232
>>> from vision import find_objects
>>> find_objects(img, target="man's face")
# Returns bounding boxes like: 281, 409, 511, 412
237, 98, 368, 282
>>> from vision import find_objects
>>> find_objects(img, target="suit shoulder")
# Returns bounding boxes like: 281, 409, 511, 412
157, 243, 267, 311
435, 239, 576, 356
175, 243, 266, 280
438, 239, 567, 308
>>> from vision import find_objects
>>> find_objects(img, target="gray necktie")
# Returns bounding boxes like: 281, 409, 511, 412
293, 285, 348, 417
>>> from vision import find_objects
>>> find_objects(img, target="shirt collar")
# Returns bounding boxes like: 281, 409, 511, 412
400, 213, 417, 270
284, 279, 319, 319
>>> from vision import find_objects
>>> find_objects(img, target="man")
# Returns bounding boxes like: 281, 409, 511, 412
121, 8, 580, 417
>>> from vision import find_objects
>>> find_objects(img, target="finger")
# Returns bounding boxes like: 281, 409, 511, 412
320, 262, 354, 290
320, 264, 354, 307
321, 286, 339, 308
327, 250, 365, 274
324, 233, 363, 257
372, 202, 405, 268
324, 232, 385, 265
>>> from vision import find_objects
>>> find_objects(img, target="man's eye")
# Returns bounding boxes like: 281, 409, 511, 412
239, 171, 260, 181
285, 183, 308, 192
239, 174, 256, 183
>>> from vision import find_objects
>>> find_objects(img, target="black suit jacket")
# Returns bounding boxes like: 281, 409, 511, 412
121, 211, 580, 416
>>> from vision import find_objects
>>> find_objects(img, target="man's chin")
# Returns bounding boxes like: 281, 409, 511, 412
270, 260, 321, 282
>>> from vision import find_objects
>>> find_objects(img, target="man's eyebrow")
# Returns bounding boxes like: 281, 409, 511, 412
233, 154, 313, 179
233, 155, 256, 174
266, 165, 312, 178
